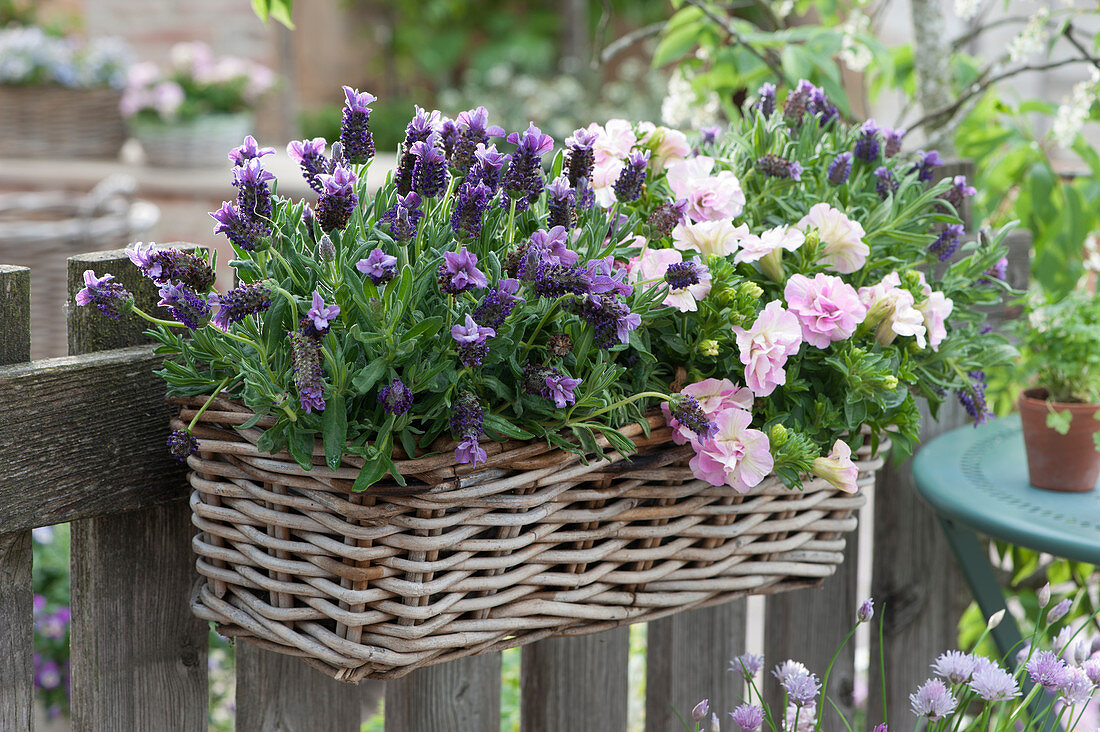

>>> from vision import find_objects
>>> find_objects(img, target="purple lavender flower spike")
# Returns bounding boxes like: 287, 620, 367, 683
233, 157, 276, 222
380, 192, 423, 243
473, 278, 525, 329
908, 678, 958, 721
211, 201, 267, 252
1027, 651, 1069, 691
669, 395, 718, 439
912, 149, 944, 182
730, 704, 764, 732
229, 135, 275, 166
289, 329, 326, 413
167, 429, 199, 461
699, 125, 722, 145
571, 295, 640, 348
410, 134, 448, 198
828, 151, 853, 186
287, 137, 329, 194
466, 143, 510, 194
451, 180, 493, 240
503, 123, 554, 209
613, 149, 650, 202
450, 391, 486, 466
210, 282, 271, 330
980, 256, 1009, 286
315, 164, 359, 232
730, 652, 764, 678
757, 153, 801, 180
756, 82, 777, 117
664, 259, 706, 291
378, 378, 413, 416
158, 281, 211, 330
810, 87, 838, 126
563, 127, 598, 188
395, 106, 442, 194
646, 199, 688, 238
854, 119, 881, 162
451, 314, 496, 367
356, 249, 398, 285
340, 85, 377, 165
941, 175, 977, 213
874, 166, 898, 199
439, 117, 459, 158
546, 176, 576, 230
128, 243, 216, 291
451, 105, 506, 174
930, 224, 964, 261
883, 127, 906, 157
438, 246, 488, 294
306, 290, 340, 332
956, 370, 992, 425
783, 80, 815, 126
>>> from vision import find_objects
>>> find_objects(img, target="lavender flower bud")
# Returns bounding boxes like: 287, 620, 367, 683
315, 165, 359, 233
956, 370, 991, 425
450, 391, 484, 439
757, 82, 777, 117
289, 328, 326, 413
158, 281, 211, 331
378, 378, 413, 416
472, 279, 524, 329
613, 149, 649, 203
317, 234, 337, 262
757, 153, 801, 180
874, 166, 898, 199
503, 124, 554, 210
339, 86, 376, 165
210, 282, 271, 330
128, 243, 216, 291
669, 395, 717, 439
929, 224, 964, 261
883, 127, 906, 157
381, 192, 423, 243
74, 270, 134, 319
782, 80, 815, 126
854, 119, 881, 162
167, 429, 199, 461
563, 128, 597, 187
810, 87, 838, 126
395, 106, 440, 195
827, 152, 853, 186
410, 135, 448, 199
450, 181, 493, 240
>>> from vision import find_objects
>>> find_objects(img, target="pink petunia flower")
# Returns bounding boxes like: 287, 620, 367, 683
671, 219, 748, 258
637, 121, 691, 174
858, 273, 927, 348
784, 273, 867, 348
689, 408, 773, 491
662, 378, 753, 444
628, 248, 711, 312
666, 156, 745, 222
797, 203, 869, 274
811, 439, 860, 493
732, 301, 803, 397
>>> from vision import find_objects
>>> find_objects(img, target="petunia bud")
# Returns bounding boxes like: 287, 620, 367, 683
699, 339, 720, 357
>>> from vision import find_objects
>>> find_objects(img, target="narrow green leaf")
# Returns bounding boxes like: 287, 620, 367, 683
286, 426, 315, 471
323, 394, 348, 470
352, 359, 388, 394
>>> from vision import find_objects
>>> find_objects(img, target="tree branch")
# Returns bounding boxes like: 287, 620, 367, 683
683, 0, 793, 87
599, 22, 665, 64
1063, 23, 1100, 74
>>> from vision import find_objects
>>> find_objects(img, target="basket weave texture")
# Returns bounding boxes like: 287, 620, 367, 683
0, 85, 126, 159
181, 396, 886, 681
131, 112, 254, 168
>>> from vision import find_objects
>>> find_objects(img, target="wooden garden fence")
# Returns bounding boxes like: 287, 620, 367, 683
0, 233, 1029, 731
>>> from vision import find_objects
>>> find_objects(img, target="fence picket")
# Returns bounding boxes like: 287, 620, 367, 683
645, 602, 748, 730
67, 249, 209, 731
386, 654, 502, 731
236, 645, 365, 731
521, 629, 628, 731
0, 264, 33, 732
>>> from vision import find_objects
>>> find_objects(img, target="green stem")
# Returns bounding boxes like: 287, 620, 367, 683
186, 375, 233, 432
505, 196, 519, 246
813, 625, 858, 732
131, 306, 184, 329
520, 298, 564, 357
569, 391, 670, 423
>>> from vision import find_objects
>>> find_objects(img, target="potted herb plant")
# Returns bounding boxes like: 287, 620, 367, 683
120, 42, 276, 168
1017, 291, 1100, 492
75, 82, 1010, 680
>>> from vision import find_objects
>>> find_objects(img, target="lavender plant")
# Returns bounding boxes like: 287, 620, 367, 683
77, 82, 1010, 492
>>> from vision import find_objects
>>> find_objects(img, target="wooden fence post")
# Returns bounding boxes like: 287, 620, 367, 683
646, 603, 747, 729
236, 645, 365, 731
386, 655, 502, 731
67, 248, 208, 731
520, 629, 629, 731
0, 265, 33, 732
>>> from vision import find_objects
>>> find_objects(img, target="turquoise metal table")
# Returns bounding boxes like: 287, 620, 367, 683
913, 416, 1100, 730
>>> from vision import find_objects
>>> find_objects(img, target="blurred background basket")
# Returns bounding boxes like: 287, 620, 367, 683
131, 113, 254, 169
0, 175, 159, 359
180, 396, 887, 682
0, 86, 127, 160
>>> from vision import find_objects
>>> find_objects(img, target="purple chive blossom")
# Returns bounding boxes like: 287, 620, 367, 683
857, 598, 875, 623
613, 149, 650, 202
874, 166, 898, 199
229, 135, 275, 166
757, 153, 802, 180
438, 246, 489, 294
956, 370, 992, 425
691, 699, 710, 722
211, 201, 267, 251
968, 662, 1019, 702
572, 295, 641, 348
646, 199, 688, 238
75, 270, 134, 319
451, 314, 495, 367
757, 82, 777, 117
980, 257, 1009, 286
908, 678, 958, 721
883, 127, 906, 157
783, 80, 815, 126
730, 704, 765, 732
315, 164, 359, 233
380, 192, 424, 243
929, 224, 964, 261
931, 651, 977, 684
912, 150, 944, 182
563, 127, 598, 188
451, 105, 505, 174
306, 290, 340, 333
586, 256, 632, 297
941, 175, 977, 213
1027, 651, 1069, 691
1082, 657, 1100, 686
828, 151, 854, 186
450, 391, 486, 466
410, 134, 448, 198
854, 119, 881, 162
378, 378, 413, 416
158, 281, 211, 330
783, 672, 822, 707
472, 278, 525, 329
395, 106, 442, 195
664, 259, 706, 290
730, 652, 764, 678
503, 123, 554, 209
287, 137, 329, 194
128, 243, 216, 291
773, 660, 810, 686
451, 180, 493, 240
233, 158, 276, 225
466, 143, 510, 194
339, 85, 377, 165
669, 395, 718, 439
356, 249, 398, 285
210, 282, 271, 330
167, 429, 199, 461
1048, 598, 1072, 623
289, 329, 325, 413
1059, 667, 1093, 706
810, 87, 839, 126
546, 176, 577, 230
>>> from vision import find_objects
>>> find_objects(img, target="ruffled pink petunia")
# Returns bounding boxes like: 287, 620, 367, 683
783, 273, 867, 349
689, 408, 774, 491
732, 301, 803, 397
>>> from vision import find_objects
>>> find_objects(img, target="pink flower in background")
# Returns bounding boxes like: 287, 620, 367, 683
733, 301, 803, 397
672, 219, 748, 258
667, 156, 745, 221
797, 203, 868, 273
689, 408, 773, 491
590, 118, 637, 162
628, 248, 711, 312
734, 225, 805, 264
637, 121, 690, 174
591, 158, 624, 207
919, 290, 953, 351
811, 439, 860, 493
859, 273, 927, 348
784, 273, 867, 348
663, 378, 753, 444
152, 80, 185, 119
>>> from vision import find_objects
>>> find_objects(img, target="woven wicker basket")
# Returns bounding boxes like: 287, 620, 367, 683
0, 85, 126, 159
180, 396, 886, 682
131, 113, 254, 169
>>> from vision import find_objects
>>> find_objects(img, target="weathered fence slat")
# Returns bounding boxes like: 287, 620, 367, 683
646, 602, 748, 731
67, 250, 209, 731
521, 629, 629, 731
237, 644, 365, 732
0, 264, 33, 732
386, 654, 502, 731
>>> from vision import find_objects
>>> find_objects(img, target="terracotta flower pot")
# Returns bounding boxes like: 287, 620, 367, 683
1018, 387, 1100, 492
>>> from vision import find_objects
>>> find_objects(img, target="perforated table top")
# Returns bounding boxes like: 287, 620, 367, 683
912, 415, 1100, 564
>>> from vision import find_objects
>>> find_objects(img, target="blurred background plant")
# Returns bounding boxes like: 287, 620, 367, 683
31, 525, 71, 721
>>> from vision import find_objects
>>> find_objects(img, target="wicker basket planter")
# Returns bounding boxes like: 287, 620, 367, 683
131, 113, 254, 168
180, 396, 887, 682
0, 85, 126, 159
